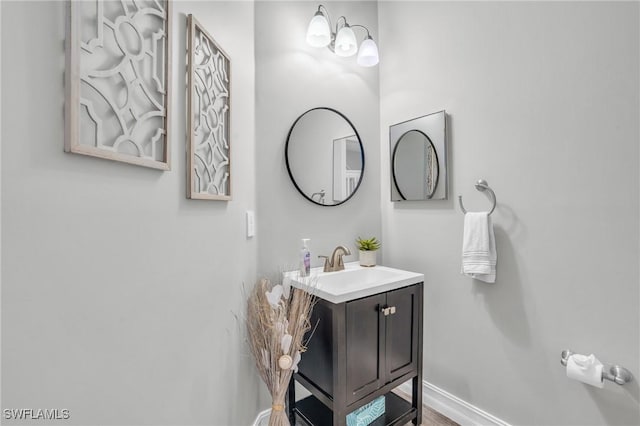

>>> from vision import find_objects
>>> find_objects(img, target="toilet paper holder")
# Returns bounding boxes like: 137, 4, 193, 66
561, 350, 633, 385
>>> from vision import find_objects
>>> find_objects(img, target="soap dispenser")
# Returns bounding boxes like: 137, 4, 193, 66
300, 238, 311, 277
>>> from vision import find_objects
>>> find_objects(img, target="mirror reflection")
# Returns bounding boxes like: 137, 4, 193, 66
286, 108, 364, 206
392, 130, 439, 200
390, 110, 447, 201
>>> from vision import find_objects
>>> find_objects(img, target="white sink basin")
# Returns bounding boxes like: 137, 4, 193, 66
284, 262, 424, 304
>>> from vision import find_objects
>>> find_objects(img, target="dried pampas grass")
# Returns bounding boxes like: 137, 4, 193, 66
246, 276, 316, 426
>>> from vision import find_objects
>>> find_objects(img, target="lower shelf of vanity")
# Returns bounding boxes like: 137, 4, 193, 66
294, 392, 417, 426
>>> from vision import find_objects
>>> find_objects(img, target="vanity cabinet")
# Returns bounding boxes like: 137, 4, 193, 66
287, 282, 423, 426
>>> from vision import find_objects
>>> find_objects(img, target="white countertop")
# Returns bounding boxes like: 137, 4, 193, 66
284, 262, 424, 304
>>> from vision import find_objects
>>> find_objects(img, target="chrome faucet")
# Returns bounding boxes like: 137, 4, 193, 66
319, 245, 352, 272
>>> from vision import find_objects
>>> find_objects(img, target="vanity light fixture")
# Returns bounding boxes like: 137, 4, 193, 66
305, 4, 379, 67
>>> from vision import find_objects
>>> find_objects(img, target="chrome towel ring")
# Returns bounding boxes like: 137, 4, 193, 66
458, 179, 496, 215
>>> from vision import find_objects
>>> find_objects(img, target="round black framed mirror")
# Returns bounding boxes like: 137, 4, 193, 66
285, 107, 365, 206
392, 129, 439, 200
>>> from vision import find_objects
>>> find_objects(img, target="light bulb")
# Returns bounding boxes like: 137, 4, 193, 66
306, 11, 331, 48
357, 36, 379, 67
334, 25, 357, 57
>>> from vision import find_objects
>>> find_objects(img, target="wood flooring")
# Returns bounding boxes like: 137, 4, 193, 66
393, 388, 460, 426
414, 404, 459, 426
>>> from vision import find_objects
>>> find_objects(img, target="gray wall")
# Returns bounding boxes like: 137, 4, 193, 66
1, 1, 259, 425
254, 1, 381, 274
378, 2, 640, 425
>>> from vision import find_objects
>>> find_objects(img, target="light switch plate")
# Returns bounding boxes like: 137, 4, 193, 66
246, 210, 255, 238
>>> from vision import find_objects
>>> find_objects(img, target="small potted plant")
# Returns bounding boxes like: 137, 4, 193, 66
356, 236, 381, 267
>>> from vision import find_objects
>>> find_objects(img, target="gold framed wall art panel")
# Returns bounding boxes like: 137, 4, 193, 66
65, 0, 172, 170
187, 14, 231, 200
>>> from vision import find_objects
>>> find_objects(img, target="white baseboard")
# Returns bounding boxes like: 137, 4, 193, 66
251, 408, 270, 426
398, 380, 511, 426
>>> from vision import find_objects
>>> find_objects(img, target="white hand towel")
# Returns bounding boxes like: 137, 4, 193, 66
461, 212, 497, 283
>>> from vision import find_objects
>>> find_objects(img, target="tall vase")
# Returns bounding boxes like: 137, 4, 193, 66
359, 250, 377, 267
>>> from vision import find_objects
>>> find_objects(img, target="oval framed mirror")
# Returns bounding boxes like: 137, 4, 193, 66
285, 107, 365, 206
392, 130, 440, 200
389, 110, 447, 201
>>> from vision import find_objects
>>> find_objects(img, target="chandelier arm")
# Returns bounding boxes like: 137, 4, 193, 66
349, 24, 372, 39
335, 16, 349, 34
317, 4, 333, 35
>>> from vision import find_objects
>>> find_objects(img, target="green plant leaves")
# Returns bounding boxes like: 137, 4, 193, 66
356, 236, 381, 251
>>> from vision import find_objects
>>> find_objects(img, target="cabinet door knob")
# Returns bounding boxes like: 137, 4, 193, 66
382, 307, 390, 316
390, 306, 396, 314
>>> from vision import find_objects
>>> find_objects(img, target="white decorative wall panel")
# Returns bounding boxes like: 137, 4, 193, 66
187, 14, 231, 200
65, 0, 171, 170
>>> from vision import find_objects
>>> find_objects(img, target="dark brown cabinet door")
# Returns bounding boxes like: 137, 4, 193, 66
385, 285, 419, 383
345, 293, 386, 405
